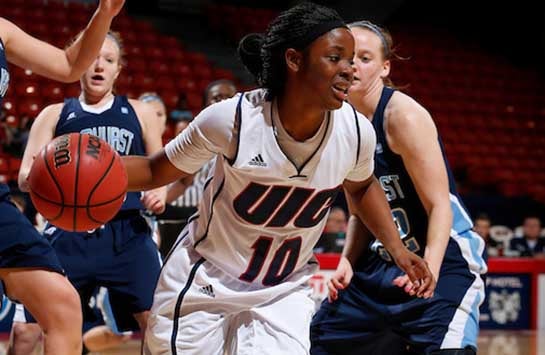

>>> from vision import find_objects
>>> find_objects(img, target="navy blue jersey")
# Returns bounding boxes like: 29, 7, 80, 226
370, 87, 473, 256
0, 37, 10, 199
55, 96, 146, 210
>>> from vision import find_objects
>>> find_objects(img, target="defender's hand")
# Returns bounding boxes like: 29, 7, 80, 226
327, 256, 353, 303
390, 248, 436, 298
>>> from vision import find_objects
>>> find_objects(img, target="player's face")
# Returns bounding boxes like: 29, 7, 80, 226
299, 28, 354, 110
349, 27, 390, 99
474, 219, 491, 239
205, 84, 236, 107
146, 100, 167, 134
523, 218, 542, 239
81, 37, 121, 98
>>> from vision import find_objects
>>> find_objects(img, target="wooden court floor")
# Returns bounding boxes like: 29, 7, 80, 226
0, 330, 542, 354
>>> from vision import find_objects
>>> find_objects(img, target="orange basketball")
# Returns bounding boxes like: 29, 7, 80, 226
28, 133, 128, 232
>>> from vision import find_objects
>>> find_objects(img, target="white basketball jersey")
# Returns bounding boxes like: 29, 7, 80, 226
178, 90, 374, 287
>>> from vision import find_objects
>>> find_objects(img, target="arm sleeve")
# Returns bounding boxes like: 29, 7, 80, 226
345, 114, 376, 182
164, 96, 238, 174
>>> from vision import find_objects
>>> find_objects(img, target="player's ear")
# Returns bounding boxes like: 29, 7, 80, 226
381, 59, 391, 79
114, 64, 122, 81
285, 48, 303, 73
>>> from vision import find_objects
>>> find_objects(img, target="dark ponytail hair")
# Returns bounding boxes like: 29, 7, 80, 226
238, 2, 345, 100
238, 33, 265, 83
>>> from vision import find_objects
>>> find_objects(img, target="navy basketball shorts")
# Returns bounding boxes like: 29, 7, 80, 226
0, 197, 63, 274
45, 212, 162, 330
311, 238, 485, 354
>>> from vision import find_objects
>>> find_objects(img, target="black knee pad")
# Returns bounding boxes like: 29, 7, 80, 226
430, 347, 476, 355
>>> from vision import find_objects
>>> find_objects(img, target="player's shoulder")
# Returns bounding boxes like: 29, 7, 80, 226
334, 101, 374, 135
127, 97, 147, 112
0, 18, 14, 44
39, 102, 64, 117
386, 90, 432, 127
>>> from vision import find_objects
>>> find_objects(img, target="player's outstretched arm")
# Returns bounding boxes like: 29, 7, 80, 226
344, 176, 436, 298
18, 104, 64, 192
1, 0, 124, 82
131, 99, 168, 214
123, 151, 190, 192
386, 94, 452, 293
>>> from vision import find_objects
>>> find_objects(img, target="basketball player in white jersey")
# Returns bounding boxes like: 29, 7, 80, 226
123, 3, 435, 354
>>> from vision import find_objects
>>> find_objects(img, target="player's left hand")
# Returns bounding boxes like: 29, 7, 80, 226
98, 0, 125, 17
327, 256, 353, 303
390, 248, 436, 298
141, 191, 165, 214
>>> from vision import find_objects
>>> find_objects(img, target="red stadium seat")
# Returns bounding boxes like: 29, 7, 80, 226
177, 79, 197, 94
64, 84, 81, 98
185, 92, 202, 111
0, 156, 9, 174
213, 68, 235, 81
149, 61, 170, 75
159, 90, 180, 110
18, 98, 43, 118
2, 98, 18, 116
41, 83, 65, 103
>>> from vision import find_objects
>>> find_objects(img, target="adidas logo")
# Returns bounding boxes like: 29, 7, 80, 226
121, 107, 129, 114
43, 226, 57, 235
248, 154, 267, 167
375, 143, 383, 154
199, 284, 215, 298
67, 112, 76, 120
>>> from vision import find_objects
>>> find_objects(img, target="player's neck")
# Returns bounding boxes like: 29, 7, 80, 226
353, 81, 384, 120
80, 91, 115, 107
276, 91, 325, 142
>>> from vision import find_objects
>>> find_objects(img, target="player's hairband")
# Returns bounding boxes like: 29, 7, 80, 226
349, 21, 390, 58
106, 32, 122, 49
291, 20, 347, 49
139, 93, 164, 105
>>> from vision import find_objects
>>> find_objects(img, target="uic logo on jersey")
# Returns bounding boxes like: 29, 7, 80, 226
234, 182, 340, 228
489, 289, 521, 324
0, 68, 9, 98
248, 154, 267, 167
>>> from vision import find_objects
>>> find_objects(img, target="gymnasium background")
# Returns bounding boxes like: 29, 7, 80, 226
0, 0, 544, 353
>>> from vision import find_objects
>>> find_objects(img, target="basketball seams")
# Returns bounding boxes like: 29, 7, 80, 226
41, 142, 65, 221
72, 134, 82, 231
31, 186, 127, 208
86, 151, 120, 224
29, 133, 127, 231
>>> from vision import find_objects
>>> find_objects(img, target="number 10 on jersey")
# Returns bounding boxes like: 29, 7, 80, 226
239, 236, 302, 286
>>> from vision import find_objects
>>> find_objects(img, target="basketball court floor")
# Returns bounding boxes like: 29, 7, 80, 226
0, 331, 542, 354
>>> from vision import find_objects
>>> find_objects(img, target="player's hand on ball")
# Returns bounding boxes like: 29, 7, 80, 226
141, 191, 165, 214
99, 0, 125, 17
327, 256, 353, 303
390, 248, 436, 298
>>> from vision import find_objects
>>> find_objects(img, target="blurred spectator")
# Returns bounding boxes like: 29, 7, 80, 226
314, 207, 347, 253
170, 93, 193, 133
139, 92, 167, 135
509, 216, 545, 257
202, 79, 237, 107
474, 213, 502, 256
